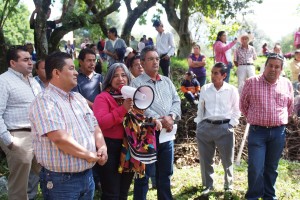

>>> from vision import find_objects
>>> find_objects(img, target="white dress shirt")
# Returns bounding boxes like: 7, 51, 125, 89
194, 82, 240, 126
156, 31, 175, 57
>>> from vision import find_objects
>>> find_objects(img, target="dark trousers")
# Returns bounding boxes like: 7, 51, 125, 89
159, 56, 170, 77
99, 138, 134, 200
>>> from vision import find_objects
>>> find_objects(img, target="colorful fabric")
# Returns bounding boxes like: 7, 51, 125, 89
119, 108, 157, 176
240, 75, 294, 126
29, 83, 97, 172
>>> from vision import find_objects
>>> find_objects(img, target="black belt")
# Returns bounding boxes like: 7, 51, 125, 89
8, 128, 31, 132
160, 53, 168, 59
251, 125, 284, 129
204, 119, 230, 125
240, 63, 253, 65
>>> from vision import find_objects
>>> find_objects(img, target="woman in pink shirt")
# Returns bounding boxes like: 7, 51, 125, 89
213, 31, 237, 82
294, 27, 300, 49
93, 63, 134, 200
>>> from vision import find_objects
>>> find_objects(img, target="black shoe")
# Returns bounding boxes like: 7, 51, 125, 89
201, 186, 214, 195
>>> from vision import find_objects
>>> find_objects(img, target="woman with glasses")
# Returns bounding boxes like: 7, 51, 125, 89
213, 31, 237, 83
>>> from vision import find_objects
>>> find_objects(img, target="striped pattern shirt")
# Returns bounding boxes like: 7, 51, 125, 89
0, 68, 41, 146
234, 45, 257, 65
130, 73, 181, 120
240, 75, 294, 126
29, 84, 97, 172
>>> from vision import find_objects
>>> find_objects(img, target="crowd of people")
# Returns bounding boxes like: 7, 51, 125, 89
0, 15, 299, 200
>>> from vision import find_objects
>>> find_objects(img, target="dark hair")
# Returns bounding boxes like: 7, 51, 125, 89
6, 45, 27, 67
140, 38, 144, 42
45, 51, 72, 80
216, 31, 226, 42
265, 53, 284, 68
102, 63, 131, 90
213, 62, 227, 75
78, 48, 96, 61
35, 59, 45, 70
152, 20, 161, 27
108, 27, 118, 37
127, 54, 141, 69
140, 45, 157, 61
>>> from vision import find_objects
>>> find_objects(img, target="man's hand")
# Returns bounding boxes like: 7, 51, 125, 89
161, 116, 174, 132
86, 152, 100, 163
97, 148, 108, 166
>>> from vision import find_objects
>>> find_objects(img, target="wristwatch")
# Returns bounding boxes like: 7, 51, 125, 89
168, 114, 176, 121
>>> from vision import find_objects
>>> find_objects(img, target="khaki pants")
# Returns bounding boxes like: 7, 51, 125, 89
0, 131, 40, 200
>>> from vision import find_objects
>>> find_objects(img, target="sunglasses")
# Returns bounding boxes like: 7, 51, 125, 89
267, 53, 284, 61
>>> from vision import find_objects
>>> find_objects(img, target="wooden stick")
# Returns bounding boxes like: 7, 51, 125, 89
235, 123, 250, 165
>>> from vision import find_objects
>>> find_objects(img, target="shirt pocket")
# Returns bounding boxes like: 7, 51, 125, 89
275, 92, 289, 107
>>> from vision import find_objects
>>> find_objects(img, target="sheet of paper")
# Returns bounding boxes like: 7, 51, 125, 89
159, 124, 177, 143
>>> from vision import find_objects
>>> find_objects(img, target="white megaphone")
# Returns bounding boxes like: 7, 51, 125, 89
120, 85, 154, 110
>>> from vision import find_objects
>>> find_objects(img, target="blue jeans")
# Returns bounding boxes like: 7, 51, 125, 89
133, 163, 156, 200
134, 132, 174, 200
40, 167, 94, 200
224, 62, 232, 83
245, 125, 286, 200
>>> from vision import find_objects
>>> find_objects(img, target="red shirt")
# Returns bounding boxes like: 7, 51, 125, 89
93, 91, 128, 139
240, 75, 294, 126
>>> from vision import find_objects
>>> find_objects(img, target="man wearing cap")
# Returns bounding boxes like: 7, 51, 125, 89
0, 46, 41, 199
194, 62, 240, 195
153, 20, 175, 77
240, 53, 293, 200
234, 33, 257, 93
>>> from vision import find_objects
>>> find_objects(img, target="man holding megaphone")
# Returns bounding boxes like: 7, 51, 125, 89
131, 45, 181, 200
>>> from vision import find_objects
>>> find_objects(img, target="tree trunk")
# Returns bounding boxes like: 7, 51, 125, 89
161, 0, 193, 58
0, 28, 8, 74
33, 0, 51, 59
121, 0, 158, 45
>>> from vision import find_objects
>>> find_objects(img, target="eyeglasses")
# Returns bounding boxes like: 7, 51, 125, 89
267, 53, 284, 61
146, 57, 160, 62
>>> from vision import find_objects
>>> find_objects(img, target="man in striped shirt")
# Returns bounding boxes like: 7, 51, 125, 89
131, 45, 181, 200
0, 46, 41, 200
240, 53, 294, 200
29, 52, 107, 199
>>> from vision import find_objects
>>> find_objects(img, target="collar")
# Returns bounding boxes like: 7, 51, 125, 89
78, 69, 95, 78
209, 81, 230, 91
48, 83, 75, 100
8, 68, 29, 80
142, 73, 162, 83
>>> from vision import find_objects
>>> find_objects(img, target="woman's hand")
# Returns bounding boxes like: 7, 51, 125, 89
154, 119, 162, 131
122, 98, 133, 111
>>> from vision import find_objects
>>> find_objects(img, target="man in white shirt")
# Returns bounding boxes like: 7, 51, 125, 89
194, 62, 240, 195
0, 46, 41, 199
153, 20, 175, 77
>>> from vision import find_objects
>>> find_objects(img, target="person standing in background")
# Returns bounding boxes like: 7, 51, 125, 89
187, 44, 207, 87
294, 27, 300, 49
234, 33, 257, 93
213, 31, 237, 83
153, 20, 176, 77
